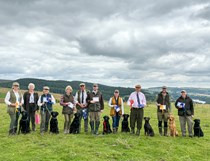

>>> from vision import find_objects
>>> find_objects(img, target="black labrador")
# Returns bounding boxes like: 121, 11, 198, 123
102, 115, 112, 134
50, 111, 59, 134
121, 114, 130, 132
144, 117, 155, 137
18, 111, 30, 134
70, 113, 80, 134
194, 119, 204, 137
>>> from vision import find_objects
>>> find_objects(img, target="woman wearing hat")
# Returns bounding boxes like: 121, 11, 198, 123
108, 90, 124, 133
38, 86, 56, 135
5, 82, 24, 135
60, 85, 75, 134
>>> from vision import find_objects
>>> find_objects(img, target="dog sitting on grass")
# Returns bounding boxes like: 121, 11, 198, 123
50, 111, 59, 134
70, 113, 80, 134
144, 117, 154, 137
168, 114, 178, 137
121, 114, 130, 132
102, 116, 112, 134
18, 111, 30, 134
194, 119, 204, 137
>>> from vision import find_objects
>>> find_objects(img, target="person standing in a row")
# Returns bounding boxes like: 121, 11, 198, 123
5, 82, 24, 135
156, 86, 171, 136
127, 84, 146, 136
60, 85, 75, 134
75, 83, 89, 133
23, 83, 39, 131
108, 90, 124, 133
87, 84, 104, 135
175, 90, 194, 137
38, 86, 56, 135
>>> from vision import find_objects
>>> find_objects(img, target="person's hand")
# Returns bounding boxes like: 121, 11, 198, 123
191, 115, 194, 118
19, 103, 23, 106
113, 105, 117, 108
90, 100, 96, 104
100, 110, 103, 113
10, 103, 16, 107
178, 106, 182, 109
156, 103, 161, 106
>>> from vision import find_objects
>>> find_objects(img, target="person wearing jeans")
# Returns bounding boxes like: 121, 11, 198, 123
108, 90, 124, 133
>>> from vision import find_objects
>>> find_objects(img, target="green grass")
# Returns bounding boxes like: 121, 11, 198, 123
0, 103, 210, 161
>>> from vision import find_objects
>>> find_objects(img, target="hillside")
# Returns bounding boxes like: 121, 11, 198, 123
0, 78, 154, 101
149, 87, 210, 103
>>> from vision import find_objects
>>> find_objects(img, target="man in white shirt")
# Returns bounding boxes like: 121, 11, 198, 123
5, 82, 24, 135
74, 83, 89, 133
127, 84, 146, 136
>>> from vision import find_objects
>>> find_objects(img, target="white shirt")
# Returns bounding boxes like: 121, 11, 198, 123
74, 90, 88, 105
29, 93, 35, 103
127, 91, 147, 108
108, 97, 124, 115
37, 94, 56, 107
5, 90, 24, 105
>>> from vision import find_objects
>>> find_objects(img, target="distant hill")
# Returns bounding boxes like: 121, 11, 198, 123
0, 79, 12, 83
148, 87, 210, 104
0, 78, 154, 101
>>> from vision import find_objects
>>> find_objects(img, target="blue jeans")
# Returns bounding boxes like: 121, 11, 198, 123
112, 115, 120, 128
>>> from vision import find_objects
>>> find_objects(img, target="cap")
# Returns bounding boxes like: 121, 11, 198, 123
135, 84, 141, 88
80, 83, 85, 86
93, 83, 98, 87
12, 82, 20, 86
43, 86, 50, 90
114, 90, 119, 93
162, 86, 167, 89
181, 90, 186, 93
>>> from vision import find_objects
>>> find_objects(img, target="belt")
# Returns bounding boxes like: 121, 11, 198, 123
132, 107, 143, 109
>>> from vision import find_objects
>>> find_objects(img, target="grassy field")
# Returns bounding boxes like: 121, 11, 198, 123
0, 102, 210, 161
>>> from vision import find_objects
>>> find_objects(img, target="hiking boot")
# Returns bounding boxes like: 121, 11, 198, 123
164, 127, 168, 136
130, 128, 135, 134
159, 127, 162, 136
136, 129, 140, 136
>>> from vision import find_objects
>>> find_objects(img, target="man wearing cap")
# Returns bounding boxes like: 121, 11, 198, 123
86, 84, 104, 135
127, 84, 146, 136
156, 86, 171, 136
23, 83, 39, 131
38, 86, 56, 134
5, 82, 24, 135
74, 83, 90, 133
175, 90, 194, 137
108, 90, 124, 133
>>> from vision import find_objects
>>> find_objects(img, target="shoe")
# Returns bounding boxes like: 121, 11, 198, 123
130, 129, 135, 134
136, 129, 140, 136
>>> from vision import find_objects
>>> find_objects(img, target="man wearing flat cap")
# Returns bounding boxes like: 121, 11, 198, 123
5, 82, 24, 135
74, 83, 90, 133
86, 84, 104, 135
175, 90, 194, 137
156, 86, 171, 136
127, 84, 147, 136
38, 86, 56, 135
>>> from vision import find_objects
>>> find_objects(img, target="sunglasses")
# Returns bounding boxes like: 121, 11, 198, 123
80, 85, 85, 87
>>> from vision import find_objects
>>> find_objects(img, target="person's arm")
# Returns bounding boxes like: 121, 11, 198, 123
20, 93, 24, 106
22, 92, 26, 108
121, 98, 124, 115
108, 98, 114, 107
5, 91, 13, 106
51, 95, 56, 104
74, 92, 79, 104
190, 99, 194, 116
127, 93, 132, 106
141, 94, 147, 107
60, 95, 67, 106
37, 96, 42, 107
100, 94, 104, 110
168, 95, 172, 113
175, 99, 179, 109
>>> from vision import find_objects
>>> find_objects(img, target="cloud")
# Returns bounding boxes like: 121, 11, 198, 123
0, 0, 210, 88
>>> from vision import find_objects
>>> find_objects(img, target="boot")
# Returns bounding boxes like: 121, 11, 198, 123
116, 127, 118, 133
136, 129, 140, 136
90, 121, 94, 134
9, 129, 13, 135
95, 121, 100, 135
159, 127, 162, 136
64, 129, 68, 134
130, 128, 135, 134
164, 127, 168, 136
113, 128, 116, 134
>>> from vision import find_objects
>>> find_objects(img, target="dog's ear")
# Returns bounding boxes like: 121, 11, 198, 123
144, 117, 146, 120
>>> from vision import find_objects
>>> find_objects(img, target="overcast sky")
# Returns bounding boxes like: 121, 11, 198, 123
0, 0, 210, 88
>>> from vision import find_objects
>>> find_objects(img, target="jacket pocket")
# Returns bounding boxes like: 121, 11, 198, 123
110, 107, 115, 116
178, 110, 184, 116
186, 110, 192, 116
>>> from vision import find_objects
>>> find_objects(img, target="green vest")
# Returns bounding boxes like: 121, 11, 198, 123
7, 90, 23, 114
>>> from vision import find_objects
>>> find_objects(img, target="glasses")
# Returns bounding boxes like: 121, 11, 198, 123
80, 85, 85, 87
136, 87, 141, 89
93, 86, 98, 87
114, 92, 119, 93
44, 89, 49, 91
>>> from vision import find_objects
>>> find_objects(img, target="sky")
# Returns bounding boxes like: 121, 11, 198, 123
0, 0, 210, 88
